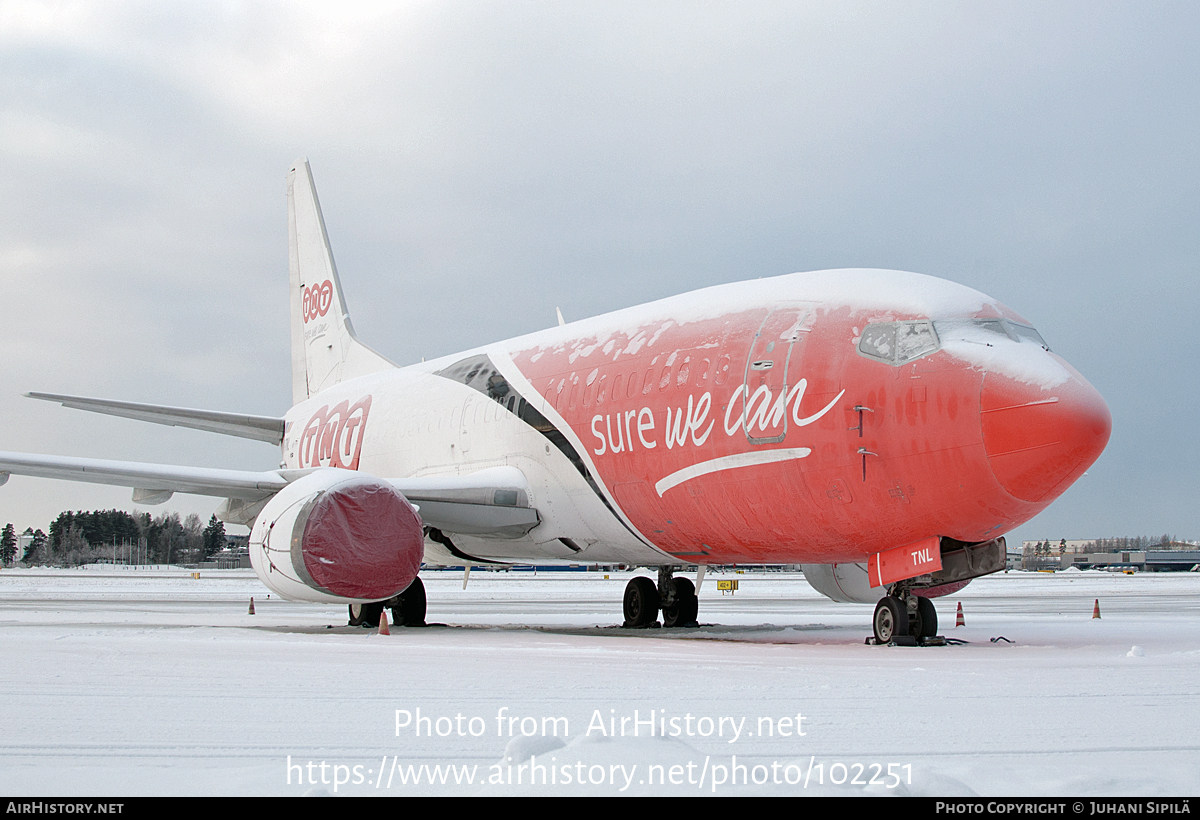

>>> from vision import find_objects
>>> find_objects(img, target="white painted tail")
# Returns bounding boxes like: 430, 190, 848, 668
287, 158, 394, 405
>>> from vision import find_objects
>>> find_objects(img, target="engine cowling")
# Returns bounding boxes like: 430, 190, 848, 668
801, 563, 886, 604
249, 469, 423, 603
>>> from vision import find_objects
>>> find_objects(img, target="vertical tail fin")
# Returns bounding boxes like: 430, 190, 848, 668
287, 158, 394, 405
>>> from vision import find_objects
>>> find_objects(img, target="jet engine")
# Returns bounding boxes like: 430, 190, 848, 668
801, 562, 887, 604
248, 469, 423, 603
802, 559, 976, 604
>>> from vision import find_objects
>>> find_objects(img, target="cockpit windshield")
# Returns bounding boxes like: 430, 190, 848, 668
857, 317, 1049, 365
935, 318, 1050, 350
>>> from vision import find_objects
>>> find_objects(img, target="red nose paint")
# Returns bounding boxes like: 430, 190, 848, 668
981, 364, 1111, 503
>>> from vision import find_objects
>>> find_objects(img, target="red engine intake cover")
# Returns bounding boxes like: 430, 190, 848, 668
297, 478, 423, 600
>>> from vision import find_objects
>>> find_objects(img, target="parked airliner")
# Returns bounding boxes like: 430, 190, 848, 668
0, 160, 1111, 643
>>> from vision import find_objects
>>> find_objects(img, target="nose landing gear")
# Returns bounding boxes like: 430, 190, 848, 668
870, 585, 940, 645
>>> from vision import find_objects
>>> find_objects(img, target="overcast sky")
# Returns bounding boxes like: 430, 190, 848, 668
1, 2, 1196, 549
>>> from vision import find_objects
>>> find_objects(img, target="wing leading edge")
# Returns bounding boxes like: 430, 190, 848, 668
0, 451, 291, 500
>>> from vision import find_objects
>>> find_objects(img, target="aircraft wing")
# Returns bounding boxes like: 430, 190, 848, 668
0, 451, 291, 501
0, 452, 539, 537
390, 467, 541, 538
26, 392, 285, 444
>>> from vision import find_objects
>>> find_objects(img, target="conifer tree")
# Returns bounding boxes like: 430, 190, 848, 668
0, 523, 16, 565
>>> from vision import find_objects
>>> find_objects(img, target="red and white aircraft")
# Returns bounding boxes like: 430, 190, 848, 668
1, 160, 1111, 642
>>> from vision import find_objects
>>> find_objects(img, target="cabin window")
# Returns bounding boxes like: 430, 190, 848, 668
626, 370, 641, 398
713, 354, 731, 386
583, 370, 598, 408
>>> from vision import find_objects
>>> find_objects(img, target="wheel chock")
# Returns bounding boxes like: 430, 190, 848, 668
865, 635, 948, 647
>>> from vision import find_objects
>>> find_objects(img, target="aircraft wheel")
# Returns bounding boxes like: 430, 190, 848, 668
912, 596, 937, 639
352, 601, 385, 629
662, 577, 698, 628
392, 576, 427, 627
623, 576, 660, 628
872, 596, 908, 643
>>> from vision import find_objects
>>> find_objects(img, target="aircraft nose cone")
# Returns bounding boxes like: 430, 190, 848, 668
981, 363, 1111, 503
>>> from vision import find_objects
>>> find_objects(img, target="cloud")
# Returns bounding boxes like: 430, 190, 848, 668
0, 1, 1196, 545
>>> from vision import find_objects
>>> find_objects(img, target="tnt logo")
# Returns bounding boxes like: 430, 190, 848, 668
298, 396, 372, 470
302, 280, 334, 323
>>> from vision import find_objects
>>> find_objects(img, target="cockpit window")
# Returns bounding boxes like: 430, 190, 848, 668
858, 324, 896, 361
1008, 322, 1049, 348
896, 321, 939, 362
934, 318, 1050, 351
974, 319, 1011, 339
858, 320, 939, 365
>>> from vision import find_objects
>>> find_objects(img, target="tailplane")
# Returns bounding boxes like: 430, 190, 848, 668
288, 158, 394, 405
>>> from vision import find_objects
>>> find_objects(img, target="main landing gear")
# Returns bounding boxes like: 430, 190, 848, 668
870, 584, 938, 645
623, 567, 699, 629
348, 576, 427, 628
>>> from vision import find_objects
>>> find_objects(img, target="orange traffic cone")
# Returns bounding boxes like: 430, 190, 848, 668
955, 602, 964, 627
248, 597, 255, 615
1092, 599, 1101, 619
378, 609, 391, 635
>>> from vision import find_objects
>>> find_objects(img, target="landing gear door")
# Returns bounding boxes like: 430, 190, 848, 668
741, 307, 811, 445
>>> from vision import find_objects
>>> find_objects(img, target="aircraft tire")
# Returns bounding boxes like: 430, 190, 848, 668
873, 596, 908, 643
912, 596, 937, 639
662, 577, 698, 628
354, 601, 385, 629
392, 576, 427, 627
348, 603, 366, 626
623, 576, 660, 628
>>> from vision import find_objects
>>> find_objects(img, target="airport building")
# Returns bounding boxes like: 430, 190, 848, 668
1021, 539, 1200, 571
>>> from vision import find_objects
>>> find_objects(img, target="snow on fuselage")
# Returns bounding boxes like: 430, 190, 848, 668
280, 269, 1111, 566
